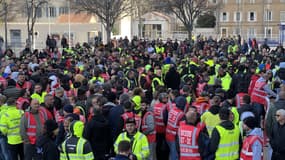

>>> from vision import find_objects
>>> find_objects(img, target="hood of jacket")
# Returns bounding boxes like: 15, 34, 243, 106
70, 121, 84, 138
248, 128, 263, 138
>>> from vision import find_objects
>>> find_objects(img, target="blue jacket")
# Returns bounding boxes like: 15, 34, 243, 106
114, 154, 130, 160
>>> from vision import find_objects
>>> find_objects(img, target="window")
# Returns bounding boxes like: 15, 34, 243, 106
236, 0, 241, 3
281, 0, 285, 2
234, 12, 241, 22
59, 7, 68, 15
281, 11, 285, 21
248, 12, 256, 21
49, 7, 57, 17
264, 10, 272, 21
221, 12, 229, 22
248, 28, 255, 37
35, 7, 42, 18
212, 0, 217, 3
265, 27, 272, 38
249, 0, 255, 3
221, 28, 228, 37
266, 0, 272, 3
223, 0, 228, 4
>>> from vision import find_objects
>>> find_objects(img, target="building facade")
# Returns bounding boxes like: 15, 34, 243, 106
213, 0, 285, 44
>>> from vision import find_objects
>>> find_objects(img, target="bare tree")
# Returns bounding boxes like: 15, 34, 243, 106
154, 0, 215, 40
0, 0, 19, 50
25, 0, 47, 49
72, 0, 132, 43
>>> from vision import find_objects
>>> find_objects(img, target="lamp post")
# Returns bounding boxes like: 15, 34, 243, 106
4, 0, 8, 50
68, 0, 71, 47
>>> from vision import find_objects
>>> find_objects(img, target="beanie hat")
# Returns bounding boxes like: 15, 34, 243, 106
44, 120, 58, 133
63, 104, 74, 113
243, 116, 257, 129
125, 117, 136, 125
175, 96, 187, 111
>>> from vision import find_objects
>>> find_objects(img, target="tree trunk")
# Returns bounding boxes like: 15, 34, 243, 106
187, 25, 193, 43
4, 2, 8, 50
106, 24, 111, 43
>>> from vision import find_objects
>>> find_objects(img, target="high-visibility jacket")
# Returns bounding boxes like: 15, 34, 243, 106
240, 135, 263, 160
154, 102, 167, 133
132, 95, 142, 116
16, 81, 32, 90
251, 78, 267, 106
114, 131, 150, 160
151, 77, 164, 92
24, 111, 46, 144
166, 106, 184, 141
39, 106, 53, 120
31, 92, 47, 104
201, 111, 220, 137
219, 73, 232, 91
192, 101, 209, 114
215, 125, 240, 160
121, 112, 141, 129
236, 92, 246, 108
0, 106, 23, 144
60, 137, 94, 160
88, 76, 104, 84
248, 74, 260, 96
178, 122, 201, 160
141, 111, 156, 143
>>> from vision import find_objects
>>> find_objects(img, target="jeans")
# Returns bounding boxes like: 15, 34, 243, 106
156, 133, 169, 160
24, 144, 36, 160
148, 142, 156, 160
0, 136, 10, 160
166, 141, 178, 160
8, 143, 24, 160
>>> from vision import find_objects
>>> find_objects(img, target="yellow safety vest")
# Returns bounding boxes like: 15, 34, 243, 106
89, 76, 104, 84
60, 138, 94, 160
151, 77, 164, 92
114, 132, 150, 160
31, 92, 47, 104
201, 111, 220, 137
0, 106, 23, 144
220, 73, 232, 91
215, 125, 240, 160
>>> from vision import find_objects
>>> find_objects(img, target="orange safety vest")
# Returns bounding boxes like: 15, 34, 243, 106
251, 79, 267, 106
240, 135, 263, 160
166, 106, 184, 141
121, 112, 141, 129
236, 92, 247, 108
24, 112, 46, 144
141, 111, 156, 143
178, 121, 201, 160
154, 103, 167, 133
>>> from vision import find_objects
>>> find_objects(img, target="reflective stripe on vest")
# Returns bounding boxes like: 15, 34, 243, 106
25, 112, 45, 144
166, 107, 184, 136
215, 125, 240, 160
240, 135, 263, 160
121, 112, 141, 129
141, 111, 156, 142
178, 123, 201, 160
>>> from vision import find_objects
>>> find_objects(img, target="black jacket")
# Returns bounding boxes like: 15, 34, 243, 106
36, 135, 59, 160
209, 121, 242, 159
165, 67, 181, 90
84, 114, 111, 159
270, 122, 285, 154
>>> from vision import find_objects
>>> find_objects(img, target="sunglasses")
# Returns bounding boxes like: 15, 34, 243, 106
275, 114, 281, 117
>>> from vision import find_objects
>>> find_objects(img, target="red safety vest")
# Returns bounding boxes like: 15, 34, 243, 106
166, 106, 184, 141
251, 78, 267, 106
178, 121, 201, 160
154, 102, 167, 133
236, 92, 247, 108
121, 112, 141, 129
39, 106, 54, 120
248, 74, 260, 96
191, 101, 209, 114
54, 108, 64, 123
240, 135, 263, 160
141, 111, 156, 143
16, 97, 30, 110
16, 81, 32, 90
24, 112, 46, 144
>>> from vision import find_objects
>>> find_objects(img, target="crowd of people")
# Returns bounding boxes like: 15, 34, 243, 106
0, 34, 284, 160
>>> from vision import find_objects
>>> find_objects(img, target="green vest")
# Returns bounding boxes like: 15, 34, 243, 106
215, 125, 240, 160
